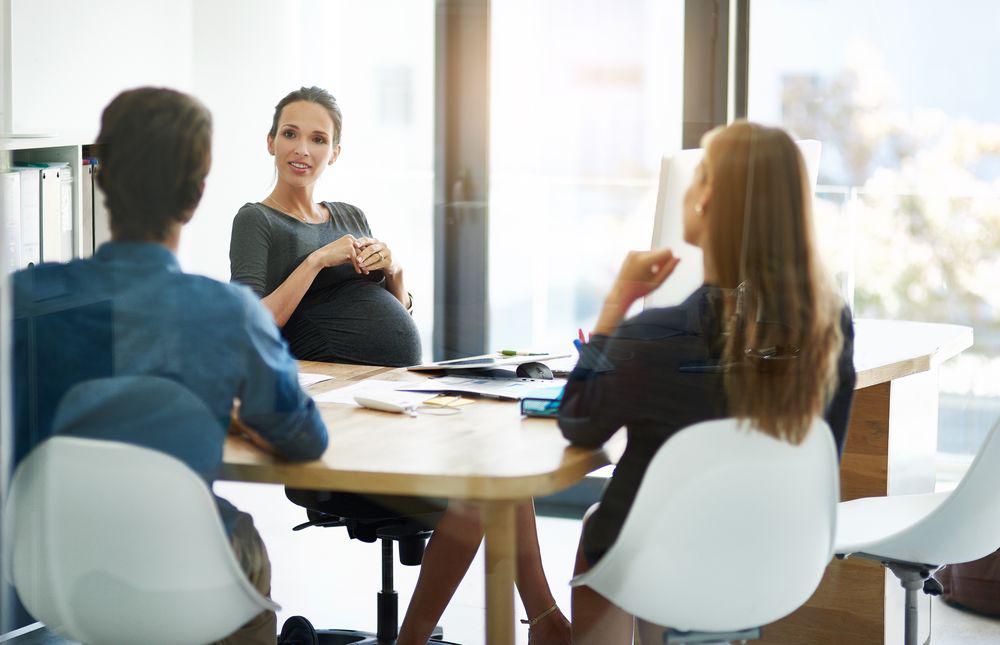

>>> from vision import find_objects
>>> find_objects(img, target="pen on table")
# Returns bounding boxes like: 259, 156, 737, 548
498, 350, 547, 356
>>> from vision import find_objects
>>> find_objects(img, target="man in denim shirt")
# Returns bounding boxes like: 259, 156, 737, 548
12, 87, 327, 644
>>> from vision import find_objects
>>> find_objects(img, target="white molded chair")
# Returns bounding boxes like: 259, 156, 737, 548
571, 417, 839, 644
2, 378, 279, 645
835, 419, 1000, 645
645, 139, 821, 310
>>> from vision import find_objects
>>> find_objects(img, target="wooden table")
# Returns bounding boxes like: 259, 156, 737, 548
221, 361, 624, 645
220, 318, 971, 645
759, 319, 973, 644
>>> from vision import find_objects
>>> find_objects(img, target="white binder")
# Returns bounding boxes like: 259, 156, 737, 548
39, 165, 66, 263
17, 168, 41, 268
1, 171, 21, 274
58, 166, 74, 259
81, 163, 94, 257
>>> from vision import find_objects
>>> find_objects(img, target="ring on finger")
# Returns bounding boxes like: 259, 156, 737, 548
378, 251, 385, 263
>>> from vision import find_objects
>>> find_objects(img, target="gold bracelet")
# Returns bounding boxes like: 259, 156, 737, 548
520, 603, 558, 627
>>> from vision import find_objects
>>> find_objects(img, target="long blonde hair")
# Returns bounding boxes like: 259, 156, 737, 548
702, 121, 843, 444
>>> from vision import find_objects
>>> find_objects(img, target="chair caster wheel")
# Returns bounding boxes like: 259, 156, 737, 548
279, 615, 319, 645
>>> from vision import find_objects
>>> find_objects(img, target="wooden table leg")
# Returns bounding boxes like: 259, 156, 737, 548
483, 500, 518, 645
758, 370, 939, 644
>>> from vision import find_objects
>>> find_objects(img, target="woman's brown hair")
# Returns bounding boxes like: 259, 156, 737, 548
702, 121, 843, 444
96, 87, 212, 242
269, 86, 343, 145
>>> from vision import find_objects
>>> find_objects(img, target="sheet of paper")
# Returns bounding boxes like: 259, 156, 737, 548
399, 376, 566, 401
298, 372, 335, 388
312, 379, 434, 407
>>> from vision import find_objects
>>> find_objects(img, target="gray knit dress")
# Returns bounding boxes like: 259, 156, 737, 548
229, 201, 420, 367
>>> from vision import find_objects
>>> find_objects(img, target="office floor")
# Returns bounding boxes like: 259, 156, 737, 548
11, 481, 1000, 644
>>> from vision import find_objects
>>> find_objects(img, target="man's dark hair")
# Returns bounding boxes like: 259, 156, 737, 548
95, 87, 212, 242
269, 86, 343, 145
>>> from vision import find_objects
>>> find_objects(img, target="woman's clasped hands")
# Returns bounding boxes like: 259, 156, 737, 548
308, 234, 397, 276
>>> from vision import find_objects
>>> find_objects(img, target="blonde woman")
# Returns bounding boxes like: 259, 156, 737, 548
560, 122, 857, 644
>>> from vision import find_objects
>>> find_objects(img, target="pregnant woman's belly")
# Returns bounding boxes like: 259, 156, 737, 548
283, 280, 421, 367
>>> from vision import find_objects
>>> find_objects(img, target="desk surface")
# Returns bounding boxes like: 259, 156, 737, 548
220, 319, 971, 498
853, 319, 972, 389
221, 361, 623, 500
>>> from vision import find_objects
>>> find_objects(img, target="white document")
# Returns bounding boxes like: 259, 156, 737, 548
298, 372, 335, 388
400, 376, 566, 401
312, 379, 433, 407
409, 353, 571, 372
1, 171, 20, 274
17, 168, 40, 267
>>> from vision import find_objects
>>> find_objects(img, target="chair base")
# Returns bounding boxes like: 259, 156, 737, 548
846, 553, 941, 645
279, 618, 453, 645
314, 625, 451, 644
664, 627, 761, 644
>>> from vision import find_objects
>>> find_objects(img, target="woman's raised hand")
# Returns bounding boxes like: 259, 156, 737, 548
592, 247, 680, 336
310, 234, 362, 273
355, 237, 398, 276
611, 247, 681, 305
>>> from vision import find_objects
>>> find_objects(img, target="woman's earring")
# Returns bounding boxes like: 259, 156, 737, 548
694, 203, 703, 214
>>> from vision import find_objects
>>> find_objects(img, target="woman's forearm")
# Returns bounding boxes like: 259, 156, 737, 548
261, 254, 323, 327
593, 285, 632, 336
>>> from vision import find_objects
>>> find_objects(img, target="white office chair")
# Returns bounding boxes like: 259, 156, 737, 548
835, 418, 1000, 645
571, 417, 839, 644
645, 140, 821, 310
2, 378, 279, 645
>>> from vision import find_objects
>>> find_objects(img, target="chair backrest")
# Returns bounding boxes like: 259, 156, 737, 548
571, 417, 839, 632
2, 376, 277, 645
862, 417, 1000, 566
645, 139, 822, 309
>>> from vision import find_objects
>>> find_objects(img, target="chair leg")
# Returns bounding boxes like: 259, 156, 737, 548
885, 562, 932, 645
378, 539, 399, 642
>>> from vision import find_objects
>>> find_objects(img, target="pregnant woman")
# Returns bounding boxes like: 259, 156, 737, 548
230, 86, 420, 366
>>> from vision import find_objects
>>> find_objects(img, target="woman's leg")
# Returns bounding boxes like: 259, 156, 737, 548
398, 501, 570, 645
514, 502, 571, 644
397, 502, 484, 645
571, 538, 632, 645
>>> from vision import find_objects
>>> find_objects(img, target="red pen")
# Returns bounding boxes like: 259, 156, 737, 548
578, 328, 587, 343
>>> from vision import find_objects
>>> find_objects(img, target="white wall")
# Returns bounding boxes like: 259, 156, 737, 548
11, 0, 194, 140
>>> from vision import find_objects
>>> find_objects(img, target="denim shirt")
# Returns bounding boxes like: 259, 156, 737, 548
12, 242, 329, 532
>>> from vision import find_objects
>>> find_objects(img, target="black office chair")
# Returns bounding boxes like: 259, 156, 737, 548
279, 488, 461, 645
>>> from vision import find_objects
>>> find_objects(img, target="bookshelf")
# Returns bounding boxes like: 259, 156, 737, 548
1, 136, 100, 261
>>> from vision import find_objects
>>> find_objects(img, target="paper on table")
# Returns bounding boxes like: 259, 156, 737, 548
312, 379, 434, 407
399, 376, 566, 401
298, 372, 335, 388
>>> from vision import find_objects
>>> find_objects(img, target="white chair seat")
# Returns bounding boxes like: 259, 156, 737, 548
3, 377, 278, 645
835, 491, 950, 558
830, 417, 1000, 645
571, 417, 839, 634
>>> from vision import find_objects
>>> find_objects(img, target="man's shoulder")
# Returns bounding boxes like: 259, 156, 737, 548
172, 273, 260, 312
13, 259, 97, 306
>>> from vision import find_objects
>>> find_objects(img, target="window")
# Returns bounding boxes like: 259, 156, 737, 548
749, 0, 1000, 456
488, 0, 684, 351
